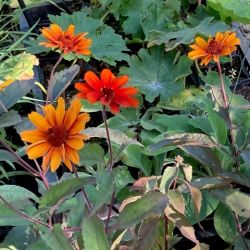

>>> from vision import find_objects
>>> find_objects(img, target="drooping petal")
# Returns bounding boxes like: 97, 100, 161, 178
50, 147, 62, 172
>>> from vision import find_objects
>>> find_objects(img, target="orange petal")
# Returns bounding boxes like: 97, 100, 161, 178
20, 130, 47, 143
101, 69, 114, 87
69, 113, 90, 135
64, 157, 73, 171
55, 97, 65, 126
27, 141, 51, 159
43, 104, 57, 127
84, 71, 102, 90
50, 147, 62, 172
65, 145, 80, 164
28, 112, 51, 132
195, 37, 208, 49
66, 138, 84, 150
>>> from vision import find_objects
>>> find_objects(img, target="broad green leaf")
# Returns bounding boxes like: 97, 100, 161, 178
42, 224, 73, 250
39, 177, 95, 208
209, 188, 250, 218
84, 127, 142, 146
218, 172, 250, 188
208, 0, 250, 23
48, 12, 129, 65
0, 149, 16, 162
48, 65, 79, 102
168, 190, 186, 215
111, 191, 168, 230
0, 110, 21, 128
183, 190, 219, 225
160, 166, 179, 193
214, 203, 238, 244
121, 47, 192, 103
148, 17, 227, 50
79, 143, 105, 167
0, 79, 34, 114
122, 144, 152, 175
83, 215, 110, 250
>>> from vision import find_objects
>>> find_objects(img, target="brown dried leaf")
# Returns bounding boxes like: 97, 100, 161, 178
182, 164, 193, 182
190, 185, 202, 214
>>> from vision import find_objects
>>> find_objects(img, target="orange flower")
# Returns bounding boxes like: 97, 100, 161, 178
20, 97, 90, 172
75, 69, 139, 113
40, 24, 92, 55
188, 31, 240, 65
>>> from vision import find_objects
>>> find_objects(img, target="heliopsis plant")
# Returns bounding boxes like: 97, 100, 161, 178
20, 97, 90, 172
40, 24, 92, 55
75, 69, 139, 113
188, 31, 240, 65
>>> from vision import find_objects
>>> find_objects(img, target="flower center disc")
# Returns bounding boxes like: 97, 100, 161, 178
206, 40, 222, 55
48, 126, 68, 146
101, 87, 114, 99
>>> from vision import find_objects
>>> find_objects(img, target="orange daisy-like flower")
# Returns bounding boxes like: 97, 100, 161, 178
75, 69, 139, 113
39, 24, 92, 55
20, 97, 90, 172
188, 31, 240, 65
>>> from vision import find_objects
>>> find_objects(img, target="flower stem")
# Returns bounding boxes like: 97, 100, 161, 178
46, 54, 63, 104
164, 214, 168, 250
101, 105, 113, 169
216, 61, 240, 170
0, 194, 51, 229
72, 165, 92, 211
0, 139, 39, 176
33, 159, 50, 190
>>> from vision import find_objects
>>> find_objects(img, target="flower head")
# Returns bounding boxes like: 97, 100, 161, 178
40, 24, 92, 55
188, 31, 240, 65
20, 97, 90, 172
75, 69, 139, 113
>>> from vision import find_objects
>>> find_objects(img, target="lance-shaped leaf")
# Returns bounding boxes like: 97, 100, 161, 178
121, 47, 192, 103
0, 79, 34, 114
110, 191, 168, 230
160, 166, 179, 193
0, 149, 16, 162
47, 65, 79, 102
39, 177, 95, 208
83, 215, 110, 250
0, 110, 21, 128
209, 188, 250, 218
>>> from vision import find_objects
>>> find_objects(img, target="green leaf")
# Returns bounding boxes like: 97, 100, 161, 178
41, 224, 73, 250
83, 215, 110, 250
209, 188, 250, 218
183, 190, 219, 225
148, 17, 227, 50
168, 190, 186, 215
84, 127, 142, 146
111, 191, 169, 230
0, 110, 21, 128
122, 144, 152, 175
121, 47, 192, 103
39, 177, 95, 208
208, 0, 250, 23
160, 167, 179, 193
0, 79, 34, 114
214, 203, 238, 244
0, 149, 16, 162
48, 65, 79, 102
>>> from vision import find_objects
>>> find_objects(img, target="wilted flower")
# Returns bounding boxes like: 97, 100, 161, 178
20, 97, 90, 172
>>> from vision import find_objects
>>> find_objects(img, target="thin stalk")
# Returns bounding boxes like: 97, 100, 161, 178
216, 61, 240, 170
101, 105, 113, 169
46, 54, 63, 103
164, 214, 168, 250
72, 165, 92, 211
105, 191, 115, 232
33, 159, 49, 190
0, 194, 51, 229
0, 139, 39, 176
234, 213, 249, 250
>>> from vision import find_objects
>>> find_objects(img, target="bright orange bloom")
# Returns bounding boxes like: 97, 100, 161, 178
75, 69, 139, 113
40, 24, 92, 55
20, 97, 90, 172
188, 31, 240, 65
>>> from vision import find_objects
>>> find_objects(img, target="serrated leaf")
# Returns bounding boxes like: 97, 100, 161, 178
83, 215, 110, 250
0, 79, 34, 114
148, 17, 227, 50
0, 110, 21, 128
83, 127, 142, 146
121, 47, 192, 103
111, 191, 169, 230
214, 203, 238, 244
208, 0, 250, 24
48, 65, 79, 102
39, 177, 95, 208
209, 188, 250, 218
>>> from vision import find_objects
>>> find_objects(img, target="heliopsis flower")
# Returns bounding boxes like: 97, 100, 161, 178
188, 31, 240, 65
75, 69, 139, 113
40, 24, 92, 55
20, 97, 90, 172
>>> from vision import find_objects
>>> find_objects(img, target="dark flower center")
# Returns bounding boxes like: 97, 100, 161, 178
100, 87, 114, 99
48, 126, 68, 146
206, 40, 222, 55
